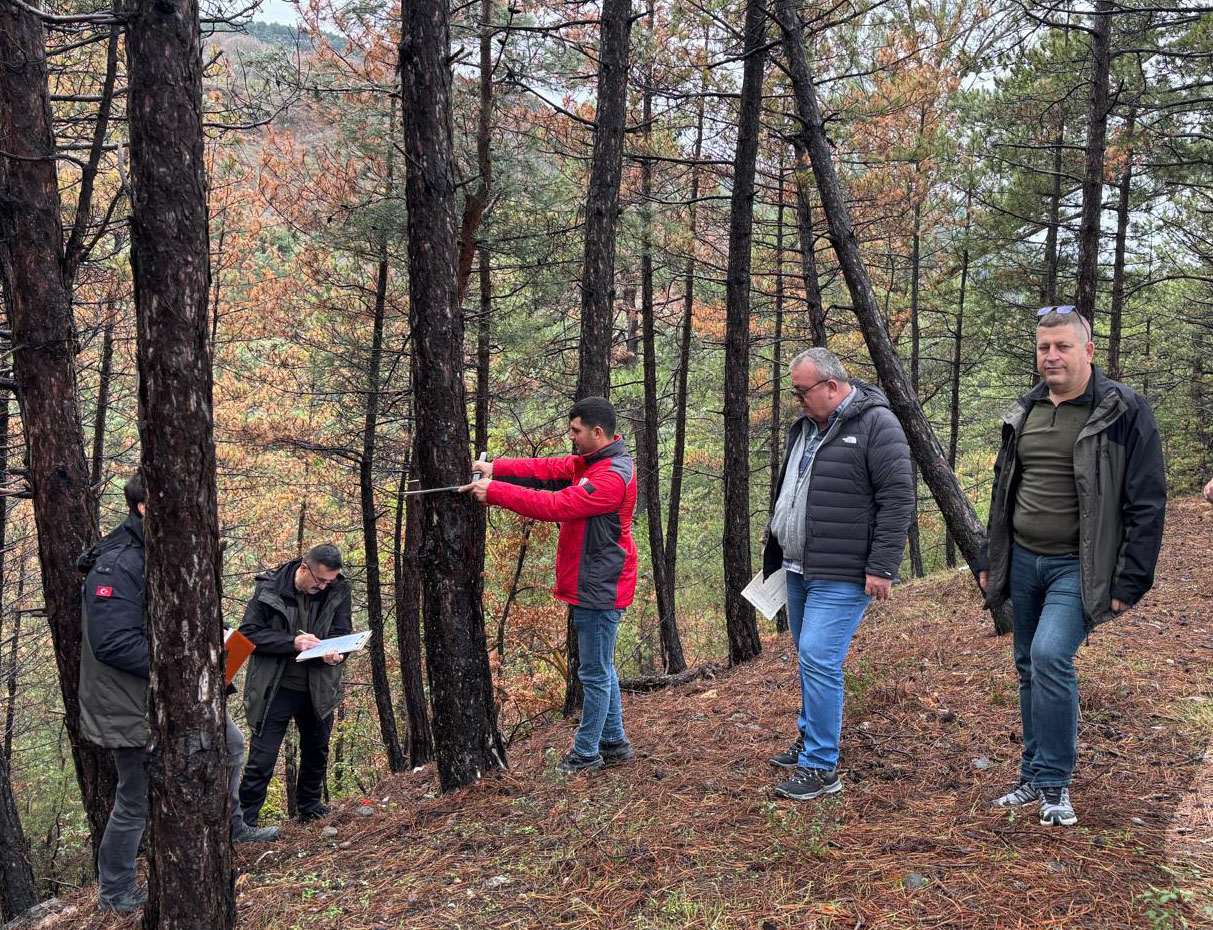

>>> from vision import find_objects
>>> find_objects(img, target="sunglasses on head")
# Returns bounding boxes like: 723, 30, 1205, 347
1036, 305, 1091, 339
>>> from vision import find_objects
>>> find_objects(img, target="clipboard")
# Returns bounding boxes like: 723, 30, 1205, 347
296, 631, 371, 663
223, 630, 255, 686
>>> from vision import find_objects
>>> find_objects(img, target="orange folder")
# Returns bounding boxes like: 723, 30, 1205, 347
223, 630, 255, 686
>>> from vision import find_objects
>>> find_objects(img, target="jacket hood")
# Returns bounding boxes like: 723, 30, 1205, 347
582, 436, 627, 465
790, 379, 892, 430
77, 514, 144, 575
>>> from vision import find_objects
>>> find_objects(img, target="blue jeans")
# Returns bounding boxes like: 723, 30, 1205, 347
785, 572, 872, 771
1009, 544, 1087, 788
571, 607, 628, 759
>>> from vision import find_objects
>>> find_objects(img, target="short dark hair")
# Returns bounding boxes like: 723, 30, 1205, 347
304, 543, 343, 571
568, 396, 616, 435
124, 473, 146, 513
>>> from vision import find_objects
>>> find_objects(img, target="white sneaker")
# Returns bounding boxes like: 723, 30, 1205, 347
992, 782, 1042, 807
1039, 787, 1078, 826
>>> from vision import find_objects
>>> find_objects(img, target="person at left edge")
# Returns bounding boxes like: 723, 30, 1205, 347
237, 544, 351, 826
80, 473, 279, 917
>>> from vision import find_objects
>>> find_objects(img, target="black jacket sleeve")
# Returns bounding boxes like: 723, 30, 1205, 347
237, 588, 297, 657
864, 408, 915, 580
1111, 396, 1167, 605
86, 563, 149, 679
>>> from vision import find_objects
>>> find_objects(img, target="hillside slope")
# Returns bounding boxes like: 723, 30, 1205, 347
25, 499, 1213, 929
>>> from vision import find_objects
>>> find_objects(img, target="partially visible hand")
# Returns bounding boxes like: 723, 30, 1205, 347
294, 633, 322, 652
459, 477, 491, 503
1204, 477, 1213, 504
864, 574, 892, 601
978, 570, 989, 594
322, 651, 344, 666
1111, 598, 1129, 613
471, 458, 494, 480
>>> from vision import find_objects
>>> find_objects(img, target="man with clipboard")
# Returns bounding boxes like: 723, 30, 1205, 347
237, 544, 352, 827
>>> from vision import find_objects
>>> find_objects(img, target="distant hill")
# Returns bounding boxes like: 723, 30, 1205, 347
210, 19, 347, 55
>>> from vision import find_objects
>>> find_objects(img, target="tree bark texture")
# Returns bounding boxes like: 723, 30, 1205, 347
361, 255, 406, 773
791, 139, 827, 347
946, 191, 972, 569
638, 8, 685, 674
1106, 107, 1134, 381
0, 390, 36, 921
775, 0, 1012, 634
721, 0, 765, 665
122, 0, 234, 921
1042, 117, 1064, 306
0, 0, 115, 855
395, 462, 433, 768
1074, 0, 1113, 324
574, 0, 632, 400
400, 0, 505, 789
90, 319, 115, 497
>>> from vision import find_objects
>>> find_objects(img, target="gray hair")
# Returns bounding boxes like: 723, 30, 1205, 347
1037, 309, 1092, 342
789, 347, 849, 382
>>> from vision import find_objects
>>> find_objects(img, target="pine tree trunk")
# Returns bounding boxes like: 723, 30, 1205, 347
1074, 0, 1113, 324
945, 190, 972, 569
1106, 107, 1134, 381
722, 0, 766, 666
906, 194, 924, 578
0, 0, 115, 856
638, 5, 685, 674
771, 169, 789, 635
0, 389, 35, 921
1042, 117, 1064, 306
123, 0, 234, 919
394, 459, 433, 768
90, 319, 115, 498
776, 0, 1011, 634
361, 254, 406, 773
791, 139, 827, 347
400, 0, 505, 789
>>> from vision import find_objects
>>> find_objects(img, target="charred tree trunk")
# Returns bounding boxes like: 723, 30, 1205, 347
0, 389, 35, 921
0, 0, 114, 855
1042, 116, 1064, 306
1074, 0, 1113, 325
722, 0, 765, 666
945, 190, 972, 569
473, 0, 494, 455
906, 194, 924, 579
361, 255, 406, 773
664, 70, 706, 617
791, 139, 827, 347
400, 0, 505, 789
575, 0, 632, 400
123, 0, 234, 920
638, 5, 685, 675
394, 459, 433, 768
90, 319, 114, 498
771, 170, 789, 635
1106, 107, 1134, 381
776, 0, 1011, 634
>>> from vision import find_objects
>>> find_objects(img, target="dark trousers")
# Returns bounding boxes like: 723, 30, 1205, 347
238, 687, 334, 825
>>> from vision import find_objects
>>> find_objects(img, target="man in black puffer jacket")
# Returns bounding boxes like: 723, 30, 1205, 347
761, 348, 914, 802
79, 474, 277, 916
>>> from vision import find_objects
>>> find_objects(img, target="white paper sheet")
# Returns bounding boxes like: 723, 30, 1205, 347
296, 631, 371, 662
741, 568, 787, 620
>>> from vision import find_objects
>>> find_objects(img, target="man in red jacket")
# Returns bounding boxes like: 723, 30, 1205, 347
461, 396, 637, 774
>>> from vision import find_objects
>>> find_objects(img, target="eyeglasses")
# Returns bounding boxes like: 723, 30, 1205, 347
1036, 305, 1091, 339
302, 562, 337, 589
790, 379, 831, 400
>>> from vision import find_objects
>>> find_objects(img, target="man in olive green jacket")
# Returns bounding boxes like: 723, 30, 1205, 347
237, 544, 351, 825
977, 308, 1165, 828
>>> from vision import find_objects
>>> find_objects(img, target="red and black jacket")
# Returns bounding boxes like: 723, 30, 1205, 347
486, 437, 637, 610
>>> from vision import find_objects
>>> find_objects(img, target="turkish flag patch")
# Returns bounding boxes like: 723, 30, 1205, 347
95, 586, 113, 598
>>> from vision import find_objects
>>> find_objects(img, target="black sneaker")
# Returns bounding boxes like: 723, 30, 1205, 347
556, 751, 605, 775
769, 736, 805, 770
99, 884, 148, 915
773, 766, 842, 801
599, 740, 636, 766
232, 820, 281, 843
1039, 787, 1077, 826
297, 803, 332, 823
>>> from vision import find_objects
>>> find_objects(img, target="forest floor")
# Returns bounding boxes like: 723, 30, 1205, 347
30, 498, 1213, 930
